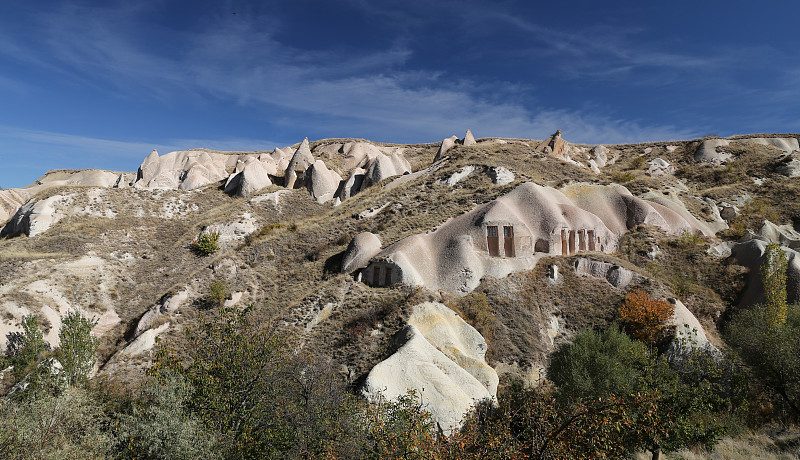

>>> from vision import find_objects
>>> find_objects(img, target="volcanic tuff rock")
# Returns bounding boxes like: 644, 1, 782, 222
362, 302, 497, 434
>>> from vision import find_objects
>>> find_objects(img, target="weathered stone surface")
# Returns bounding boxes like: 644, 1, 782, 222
463, 129, 476, 146
284, 138, 314, 189
695, 139, 731, 164
758, 220, 800, 249
363, 302, 497, 434
361, 153, 412, 190
433, 136, 459, 162
487, 166, 515, 185
341, 232, 382, 273
1, 195, 70, 237
573, 258, 638, 289
363, 182, 708, 295
305, 160, 343, 204
731, 237, 800, 307
646, 158, 676, 177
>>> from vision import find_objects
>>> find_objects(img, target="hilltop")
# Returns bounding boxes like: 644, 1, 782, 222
1, 130, 800, 455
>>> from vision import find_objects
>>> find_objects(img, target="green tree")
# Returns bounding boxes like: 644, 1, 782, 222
56, 311, 98, 387
115, 372, 219, 460
726, 303, 800, 415
151, 305, 364, 459
761, 242, 788, 326
5, 315, 48, 383
547, 327, 738, 459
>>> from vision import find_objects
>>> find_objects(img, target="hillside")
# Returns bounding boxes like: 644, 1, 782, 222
2, 131, 800, 457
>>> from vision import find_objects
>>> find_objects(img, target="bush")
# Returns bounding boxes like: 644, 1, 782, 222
115, 373, 218, 460
548, 327, 650, 401
618, 290, 675, 344
207, 280, 229, 308
726, 303, 800, 416
0, 387, 110, 458
191, 230, 220, 256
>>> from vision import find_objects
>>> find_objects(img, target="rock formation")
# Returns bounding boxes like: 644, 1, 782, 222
363, 302, 497, 434
305, 160, 343, 204
285, 138, 315, 189
361, 182, 708, 295
535, 130, 569, 159
463, 129, 476, 146
341, 232, 382, 274
433, 135, 459, 163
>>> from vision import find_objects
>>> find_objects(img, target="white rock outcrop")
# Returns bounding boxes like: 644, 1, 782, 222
285, 138, 315, 189
573, 258, 639, 289
305, 160, 343, 204
463, 129, 476, 146
363, 182, 709, 295
434, 136, 459, 163
363, 302, 497, 434
341, 232, 382, 273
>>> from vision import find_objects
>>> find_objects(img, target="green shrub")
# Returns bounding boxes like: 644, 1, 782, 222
115, 373, 219, 460
57, 311, 98, 388
207, 280, 229, 308
191, 230, 220, 256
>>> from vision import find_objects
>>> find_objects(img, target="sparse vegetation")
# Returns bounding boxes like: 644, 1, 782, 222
191, 230, 220, 256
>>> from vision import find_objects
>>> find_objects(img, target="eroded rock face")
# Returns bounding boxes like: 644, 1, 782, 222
362, 302, 497, 435
434, 136, 459, 163
363, 182, 709, 295
341, 232, 382, 273
285, 138, 315, 189
573, 258, 639, 289
305, 160, 342, 204
731, 236, 800, 307
1, 195, 70, 237
695, 137, 800, 165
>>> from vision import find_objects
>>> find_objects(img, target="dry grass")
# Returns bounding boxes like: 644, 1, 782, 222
632, 430, 800, 460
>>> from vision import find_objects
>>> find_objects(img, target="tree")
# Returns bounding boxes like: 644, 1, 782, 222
150, 305, 364, 459
761, 243, 788, 326
362, 390, 440, 460
546, 327, 740, 459
5, 315, 48, 383
57, 311, 98, 387
548, 327, 650, 401
726, 303, 800, 416
618, 290, 675, 344
115, 372, 219, 460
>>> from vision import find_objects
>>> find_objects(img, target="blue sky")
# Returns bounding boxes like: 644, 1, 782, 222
1, 0, 798, 188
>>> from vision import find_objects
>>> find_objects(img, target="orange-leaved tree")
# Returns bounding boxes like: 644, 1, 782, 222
618, 290, 674, 344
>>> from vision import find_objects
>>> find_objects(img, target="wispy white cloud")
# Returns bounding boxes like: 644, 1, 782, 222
0, 0, 773, 155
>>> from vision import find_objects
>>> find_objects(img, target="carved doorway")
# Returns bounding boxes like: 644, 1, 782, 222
487, 226, 500, 257
503, 226, 515, 257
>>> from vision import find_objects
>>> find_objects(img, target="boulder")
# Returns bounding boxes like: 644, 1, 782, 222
305, 160, 343, 204
535, 130, 569, 159
646, 158, 676, 177
363, 302, 497, 434
665, 298, 719, 359
341, 232, 382, 273
573, 258, 638, 289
